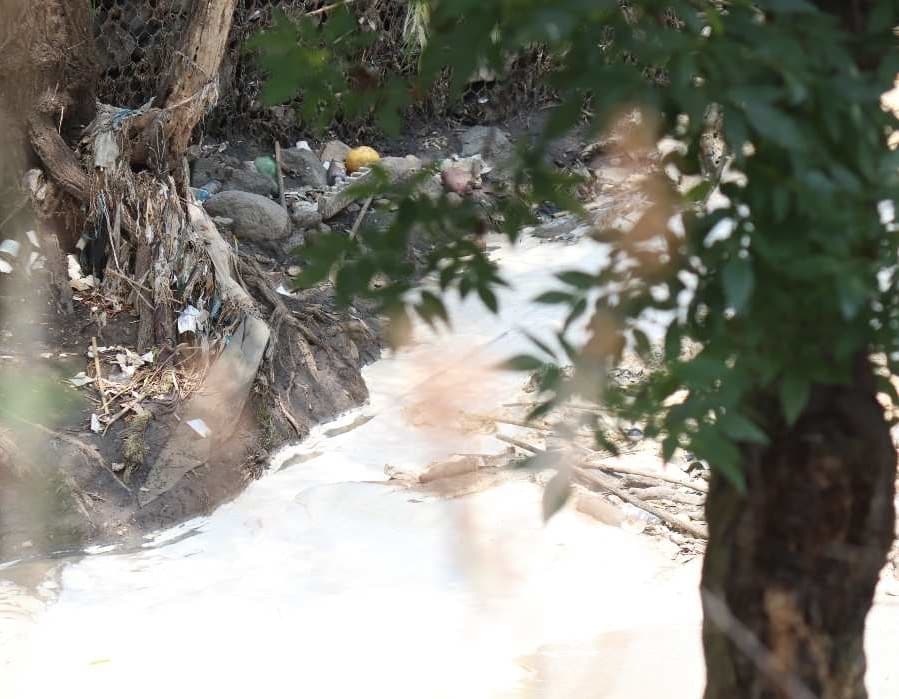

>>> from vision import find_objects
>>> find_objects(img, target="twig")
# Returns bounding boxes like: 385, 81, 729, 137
102, 392, 147, 435
274, 141, 287, 211
0, 197, 27, 233
0, 409, 132, 494
626, 485, 705, 507
349, 195, 374, 240
92, 337, 109, 415
583, 461, 708, 493
106, 268, 153, 309
466, 411, 554, 433
277, 395, 302, 435
306, 0, 355, 16
574, 466, 707, 539
495, 433, 543, 453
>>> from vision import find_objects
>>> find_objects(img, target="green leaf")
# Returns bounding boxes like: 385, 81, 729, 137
720, 413, 769, 445
542, 469, 572, 522
417, 290, 450, 327
779, 376, 810, 426
556, 271, 596, 289
661, 433, 678, 462
478, 285, 499, 313
837, 276, 868, 320
521, 330, 557, 360
693, 429, 746, 492
743, 102, 804, 149
756, 0, 818, 12
534, 291, 574, 305
722, 257, 754, 313
500, 354, 546, 372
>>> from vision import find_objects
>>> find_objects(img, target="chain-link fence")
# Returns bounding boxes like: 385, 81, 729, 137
91, 1, 553, 141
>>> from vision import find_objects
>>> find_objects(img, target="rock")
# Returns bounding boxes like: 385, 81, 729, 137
211, 216, 234, 231
204, 191, 290, 242
379, 155, 423, 179
327, 160, 345, 186
222, 167, 278, 196
446, 192, 464, 207
290, 200, 323, 230
199, 179, 222, 195
460, 125, 512, 162
318, 156, 425, 220
281, 147, 328, 188
191, 157, 221, 187
442, 166, 474, 195
320, 139, 352, 163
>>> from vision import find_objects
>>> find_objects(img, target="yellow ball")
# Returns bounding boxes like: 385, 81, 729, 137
345, 146, 381, 174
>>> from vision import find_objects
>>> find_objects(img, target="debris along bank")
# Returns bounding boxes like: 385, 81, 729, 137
0, 108, 546, 558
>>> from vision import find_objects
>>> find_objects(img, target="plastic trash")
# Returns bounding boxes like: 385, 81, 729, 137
0, 239, 20, 257
345, 146, 380, 174
186, 418, 211, 439
192, 187, 211, 203
621, 504, 659, 534
254, 155, 278, 182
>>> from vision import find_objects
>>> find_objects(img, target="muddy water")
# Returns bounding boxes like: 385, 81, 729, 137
1, 231, 893, 698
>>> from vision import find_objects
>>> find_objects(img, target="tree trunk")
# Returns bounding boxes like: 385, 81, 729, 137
702, 357, 895, 698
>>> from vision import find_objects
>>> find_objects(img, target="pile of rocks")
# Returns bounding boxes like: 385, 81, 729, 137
188, 125, 520, 255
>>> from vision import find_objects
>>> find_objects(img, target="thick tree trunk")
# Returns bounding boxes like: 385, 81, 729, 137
702, 357, 895, 698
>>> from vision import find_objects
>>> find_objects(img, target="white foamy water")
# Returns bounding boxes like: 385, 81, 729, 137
1, 231, 896, 698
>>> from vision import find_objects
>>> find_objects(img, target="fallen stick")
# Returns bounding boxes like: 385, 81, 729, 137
626, 485, 705, 507
583, 460, 708, 493
574, 466, 707, 539
466, 411, 554, 433
102, 391, 147, 435
91, 336, 110, 415
349, 195, 374, 240
274, 141, 287, 211
495, 433, 543, 453
0, 409, 132, 494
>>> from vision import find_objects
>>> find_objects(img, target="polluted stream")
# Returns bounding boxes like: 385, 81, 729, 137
1, 230, 897, 697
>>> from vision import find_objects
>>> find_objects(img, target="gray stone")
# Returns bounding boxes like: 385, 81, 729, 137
320, 140, 352, 163
317, 156, 425, 220
204, 191, 290, 242
379, 155, 424, 180
281, 147, 328, 188
199, 179, 223, 195
211, 216, 234, 230
191, 156, 239, 188
222, 167, 277, 196
459, 125, 512, 162
290, 200, 323, 230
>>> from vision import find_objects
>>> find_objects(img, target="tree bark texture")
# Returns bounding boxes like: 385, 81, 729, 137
702, 357, 896, 699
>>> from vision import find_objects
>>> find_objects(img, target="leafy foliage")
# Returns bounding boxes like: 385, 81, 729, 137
253, 1, 899, 490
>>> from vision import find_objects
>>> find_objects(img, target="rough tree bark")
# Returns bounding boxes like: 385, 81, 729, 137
700, 4, 896, 696
702, 355, 895, 699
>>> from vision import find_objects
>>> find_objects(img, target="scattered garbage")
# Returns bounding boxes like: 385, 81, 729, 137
345, 146, 381, 174
192, 187, 212, 203
177, 305, 207, 335
186, 418, 212, 439
254, 155, 278, 182
67, 254, 98, 291
69, 372, 95, 388
0, 239, 21, 257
